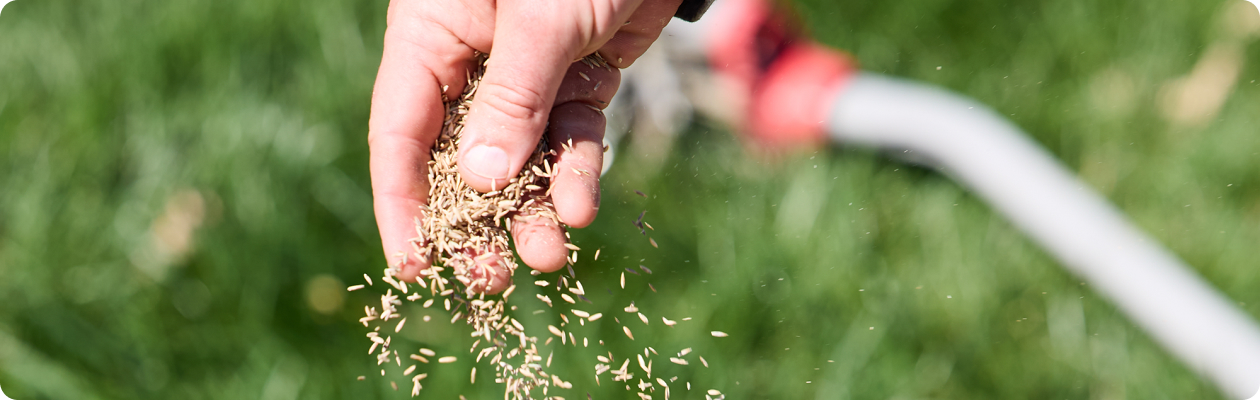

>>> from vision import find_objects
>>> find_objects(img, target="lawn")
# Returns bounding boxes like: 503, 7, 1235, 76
1, 0, 1259, 398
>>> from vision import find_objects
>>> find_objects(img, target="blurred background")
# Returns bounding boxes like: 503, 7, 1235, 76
2, 0, 1260, 398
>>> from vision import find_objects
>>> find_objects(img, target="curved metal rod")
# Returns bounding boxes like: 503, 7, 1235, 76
827, 73, 1260, 399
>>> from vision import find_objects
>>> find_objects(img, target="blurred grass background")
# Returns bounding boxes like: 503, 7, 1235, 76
2, 0, 1259, 398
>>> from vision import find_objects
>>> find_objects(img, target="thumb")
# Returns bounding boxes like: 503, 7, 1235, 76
457, 4, 580, 192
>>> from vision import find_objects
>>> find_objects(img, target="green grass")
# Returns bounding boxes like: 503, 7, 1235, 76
1, 0, 1258, 398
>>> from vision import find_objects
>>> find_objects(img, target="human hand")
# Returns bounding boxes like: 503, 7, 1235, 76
368, 0, 684, 292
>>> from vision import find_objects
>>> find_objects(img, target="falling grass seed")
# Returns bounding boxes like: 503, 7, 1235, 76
351, 53, 725, 399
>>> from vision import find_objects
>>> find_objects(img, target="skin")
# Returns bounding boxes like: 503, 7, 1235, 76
368, 0, 685, 293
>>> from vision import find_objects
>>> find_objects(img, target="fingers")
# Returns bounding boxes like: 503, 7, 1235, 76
511, 198, 570, 273
456, 3, 578, 193
597, 0, 684, 68
460, 248, 513, 294
554, 60, 622, 106
508, 61, 616, 272
368, 44, 441, 279
551, 62, 618, 228
457, 0, 645, 192
547, 103, 608, 228
508, 110, 609, 271
497, 100, 608, 274
374, 0, 662, 284
368, 11, 472, 281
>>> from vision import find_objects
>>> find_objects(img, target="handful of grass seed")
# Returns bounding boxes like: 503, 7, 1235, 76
353, 52, 726, 400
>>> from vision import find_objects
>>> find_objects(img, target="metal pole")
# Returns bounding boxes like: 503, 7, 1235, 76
826, 73, 1260, 399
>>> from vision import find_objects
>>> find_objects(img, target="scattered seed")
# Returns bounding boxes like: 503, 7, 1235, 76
649, 238, 658, 248
699, 356, 709, 368
634, 211, 647, 234
711, 331, 728, 337
357, 54, 716, 397
419, 348, 436, 357
669, 358, 688, 365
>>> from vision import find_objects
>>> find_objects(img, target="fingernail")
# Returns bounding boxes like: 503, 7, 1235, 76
465, 145, 510, 180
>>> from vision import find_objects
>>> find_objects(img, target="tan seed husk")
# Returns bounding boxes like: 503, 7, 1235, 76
358, 52, 727, 398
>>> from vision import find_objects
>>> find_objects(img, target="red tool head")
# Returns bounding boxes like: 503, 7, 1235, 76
705, 0, 857, 148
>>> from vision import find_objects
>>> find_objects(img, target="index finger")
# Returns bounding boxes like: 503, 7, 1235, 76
368, 18, 469, 280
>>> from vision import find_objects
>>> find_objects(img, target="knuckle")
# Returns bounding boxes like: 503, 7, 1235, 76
385, 0, 417, 27
480, 83, 548, 122
366, 124, 389, 147
365, 127, 394, 147
366, 129, 396, 149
